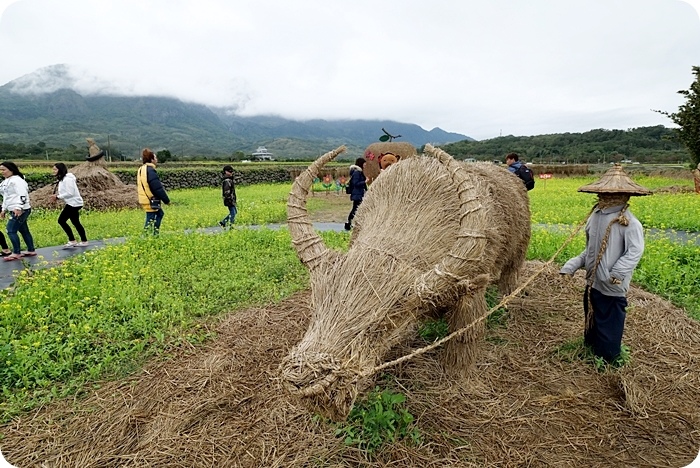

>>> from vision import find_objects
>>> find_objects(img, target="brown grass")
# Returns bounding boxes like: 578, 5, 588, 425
1, 262, 698, 467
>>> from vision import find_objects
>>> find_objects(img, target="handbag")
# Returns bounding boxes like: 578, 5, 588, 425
139, 166, 162, 210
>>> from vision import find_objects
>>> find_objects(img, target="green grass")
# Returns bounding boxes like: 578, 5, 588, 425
0, 228, 348, 422
334, 386, 421, 455
553, 338, 631, 372
25, 183, 335, 247
530, 175, 697, 231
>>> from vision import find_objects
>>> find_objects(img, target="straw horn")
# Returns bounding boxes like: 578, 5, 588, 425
415, 144, 490, 306
287, 146, 347, 274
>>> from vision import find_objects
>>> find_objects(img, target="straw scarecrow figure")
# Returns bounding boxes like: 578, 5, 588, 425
693, 162, 700, 194
281, 145, 530, 418
85, 138, 106, 163
560, 164, 651, 362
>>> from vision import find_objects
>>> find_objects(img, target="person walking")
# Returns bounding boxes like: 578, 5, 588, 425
0, 230, 10, 256
0, 161, 36, 261
344, 157, 368, 231
559, 164, 651, 363
0, 173, 9, 255
137, 149, 170, 234
218, 165, 237, 228
505, 152, 535, 190
49, 162, 88, 248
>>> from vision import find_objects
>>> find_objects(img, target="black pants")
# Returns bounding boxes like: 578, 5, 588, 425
58, 205, 87, 242
0, 231, 8, 250
347, 199, 362, 224
583, 287, 627, 362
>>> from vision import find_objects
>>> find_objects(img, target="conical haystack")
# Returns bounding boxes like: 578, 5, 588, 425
578, 164, 651, 196
31, 159, 139, 210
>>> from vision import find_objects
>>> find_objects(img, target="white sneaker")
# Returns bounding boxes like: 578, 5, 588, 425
76, 241, 89, 247
64, 241, 77, 248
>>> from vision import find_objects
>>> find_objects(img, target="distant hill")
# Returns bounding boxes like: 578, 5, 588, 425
0, 65, 473, 160
441, 127, 687, 165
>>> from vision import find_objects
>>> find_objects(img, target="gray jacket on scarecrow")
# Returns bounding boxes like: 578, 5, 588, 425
560, 205, 644, 296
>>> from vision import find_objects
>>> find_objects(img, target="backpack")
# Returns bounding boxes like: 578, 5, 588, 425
515, 164, 535, 191
345, 175, 354, 194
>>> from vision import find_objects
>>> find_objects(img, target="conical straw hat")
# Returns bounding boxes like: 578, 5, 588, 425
578, 163, 651, 196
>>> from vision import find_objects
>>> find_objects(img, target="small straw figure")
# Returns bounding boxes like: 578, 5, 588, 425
85, 138, 106, 164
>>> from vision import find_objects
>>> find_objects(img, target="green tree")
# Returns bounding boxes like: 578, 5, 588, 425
156, 149, 172, 163
655, 65, 700, 167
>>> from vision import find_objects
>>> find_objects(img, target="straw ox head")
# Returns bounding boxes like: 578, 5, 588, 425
280, 144, 531, 418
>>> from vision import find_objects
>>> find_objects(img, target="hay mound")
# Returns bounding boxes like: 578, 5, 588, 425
1, 262, 699, 467
30, 160, 138, 211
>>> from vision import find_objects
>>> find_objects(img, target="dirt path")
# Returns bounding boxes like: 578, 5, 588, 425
308, 192, 352, 223
2, 262, 698, 467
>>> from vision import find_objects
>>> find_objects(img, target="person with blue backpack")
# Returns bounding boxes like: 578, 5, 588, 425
505, 152, 535, 191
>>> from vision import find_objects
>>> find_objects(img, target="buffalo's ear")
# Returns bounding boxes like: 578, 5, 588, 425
288, 146, 346, 275
414, 145, 489, 308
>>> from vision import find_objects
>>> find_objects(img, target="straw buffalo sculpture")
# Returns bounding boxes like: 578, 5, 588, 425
280, 144, 531, 418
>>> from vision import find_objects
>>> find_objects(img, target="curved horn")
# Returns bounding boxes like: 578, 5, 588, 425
414, 144, 490, 306
287, 146, 347, 272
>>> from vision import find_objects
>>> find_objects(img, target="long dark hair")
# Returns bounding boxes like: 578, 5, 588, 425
54, 162, 68, 181
354, 157, 366, 169
0, 161, 24, 179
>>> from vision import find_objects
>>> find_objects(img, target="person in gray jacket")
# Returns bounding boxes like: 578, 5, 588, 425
560, 164, 651, 362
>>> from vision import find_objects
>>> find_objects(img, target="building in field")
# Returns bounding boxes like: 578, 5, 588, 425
252, 146, 274, 161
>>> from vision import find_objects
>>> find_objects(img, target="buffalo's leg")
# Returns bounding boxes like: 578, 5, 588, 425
498, 248, 526, 296
443, 292, 487, 375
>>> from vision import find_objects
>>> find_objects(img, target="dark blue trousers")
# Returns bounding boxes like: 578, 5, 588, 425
583, 287, 627, 362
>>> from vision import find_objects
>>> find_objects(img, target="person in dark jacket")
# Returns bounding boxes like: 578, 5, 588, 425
218, 165, 238, 228
137, 148, 170, 234
345, 157, 367, 231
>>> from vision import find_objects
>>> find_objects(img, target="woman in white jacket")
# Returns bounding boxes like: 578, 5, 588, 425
50, 163, 88, 247
0, 161, 36, 261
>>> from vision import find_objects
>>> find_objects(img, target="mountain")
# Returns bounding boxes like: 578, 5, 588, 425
0, 65, 473, 159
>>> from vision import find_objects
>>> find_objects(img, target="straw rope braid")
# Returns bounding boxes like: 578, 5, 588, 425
584, 202, 630, 332
355, 205, 598, 379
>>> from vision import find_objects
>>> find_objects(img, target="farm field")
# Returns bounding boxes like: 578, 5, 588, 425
1, 174, 699, 467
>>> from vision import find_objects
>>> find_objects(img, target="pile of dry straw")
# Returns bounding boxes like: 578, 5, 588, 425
30, 159, 138, 210
2, 262, 698, 467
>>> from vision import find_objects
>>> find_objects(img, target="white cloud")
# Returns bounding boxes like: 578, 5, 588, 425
1, 0, 699, 139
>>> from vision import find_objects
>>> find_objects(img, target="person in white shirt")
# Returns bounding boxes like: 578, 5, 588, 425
49, 163, 88, 248
0, 161, 36, 261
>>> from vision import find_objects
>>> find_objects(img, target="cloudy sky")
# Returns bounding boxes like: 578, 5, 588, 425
0, 0, 699, 140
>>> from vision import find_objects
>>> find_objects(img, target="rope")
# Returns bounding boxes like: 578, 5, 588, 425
357, 207, 596, 379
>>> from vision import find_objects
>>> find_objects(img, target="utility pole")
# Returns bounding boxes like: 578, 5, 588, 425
107, 135, 112, 162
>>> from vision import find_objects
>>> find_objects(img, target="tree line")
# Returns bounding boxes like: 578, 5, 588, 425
440, 126, 688, 165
